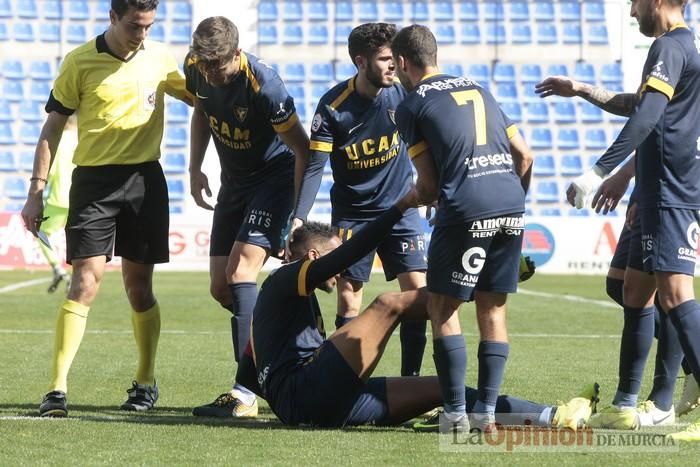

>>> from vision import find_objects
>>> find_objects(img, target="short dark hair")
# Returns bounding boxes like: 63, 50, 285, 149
348, 23, 397, 66
391, 24, 438, 69
290, 222, 337, 258
111, 0, 158, 19
191, 16, 239, 65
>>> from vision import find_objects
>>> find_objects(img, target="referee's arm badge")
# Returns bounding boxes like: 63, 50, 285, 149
143, 88, 157, 112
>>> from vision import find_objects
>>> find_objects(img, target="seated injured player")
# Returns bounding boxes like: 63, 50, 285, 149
250, 189, 597, 429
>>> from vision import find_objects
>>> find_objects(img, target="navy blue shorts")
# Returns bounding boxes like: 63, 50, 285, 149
427, 214, 524, 301
267, 342, 389, 427
610, 214, 644, 272
640, 207, 700, 275
333, 208, 427, 282
210, 178, 293, 257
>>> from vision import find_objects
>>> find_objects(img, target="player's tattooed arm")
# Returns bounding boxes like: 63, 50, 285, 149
578, 84, 638, 117
535, 76, 638, 117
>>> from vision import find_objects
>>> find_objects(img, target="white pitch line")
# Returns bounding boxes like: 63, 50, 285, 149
0, 277, 51, 294
0, 286, 620, 339
0, 328, 620, 339
0, 415, 279, 423
0, 329, 228, 335
518, 287, 619, 309
0, 416, 71, 421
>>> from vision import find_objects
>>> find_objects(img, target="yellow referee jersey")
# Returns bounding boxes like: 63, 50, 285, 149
50, 34, 193, 166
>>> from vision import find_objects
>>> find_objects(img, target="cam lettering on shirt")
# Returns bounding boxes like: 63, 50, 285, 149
343, 131, 400, 168
208, 115, 252, 150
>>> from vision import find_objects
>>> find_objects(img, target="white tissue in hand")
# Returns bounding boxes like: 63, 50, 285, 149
571, 167, 605, 209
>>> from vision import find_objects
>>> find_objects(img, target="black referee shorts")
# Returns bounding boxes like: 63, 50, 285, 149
66, 161, 169, 264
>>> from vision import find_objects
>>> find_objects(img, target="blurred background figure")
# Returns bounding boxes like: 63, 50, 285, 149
39, 114, 77, 293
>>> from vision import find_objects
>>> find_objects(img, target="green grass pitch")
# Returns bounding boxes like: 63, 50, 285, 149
1, 269, 699, 465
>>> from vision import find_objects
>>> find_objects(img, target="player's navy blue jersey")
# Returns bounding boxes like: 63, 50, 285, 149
309, 78, 413, 220
634, 26, 700, 209
251, 259, 326, 398
251, 205, 404, 399
395, 74, 524, 226
184, 51, 297, 188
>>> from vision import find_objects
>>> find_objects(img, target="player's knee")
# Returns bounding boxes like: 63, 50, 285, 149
125, 286, 155, 310
346, 278, 363, 293
370, 292, 401, 318
209, 282, 230, 306
67, 270, 99, 303
606, 277, 624, 307
225, 262, 259, 283
656, 290, 688, 312
427, 295, 463, 321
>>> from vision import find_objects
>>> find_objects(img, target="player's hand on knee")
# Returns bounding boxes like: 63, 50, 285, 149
518, 255, 536, 282
189, 170, 214, 210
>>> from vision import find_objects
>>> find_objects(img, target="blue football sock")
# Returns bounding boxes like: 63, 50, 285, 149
653, 308, 661, 339
229, 282, 258, 362
682, 357, 693, 376
668, 300, 700, 388
466, 386, 549, 426
334, 315, 355, 330
234, 351, 262, 397
433, 335, 467, 415
400, 320, 427, 376
221, 303, 237, 360
613, 305, 655, 407
473, 341, 509, 415
647, 308, 683, 411
606, 277, 624, 307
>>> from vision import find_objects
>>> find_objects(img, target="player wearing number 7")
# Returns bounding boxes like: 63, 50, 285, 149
391, 25, 534, 432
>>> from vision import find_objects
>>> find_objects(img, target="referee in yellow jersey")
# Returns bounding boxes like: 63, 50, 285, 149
21, 0, 193, 417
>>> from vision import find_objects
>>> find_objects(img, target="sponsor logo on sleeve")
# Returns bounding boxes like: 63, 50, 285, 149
650, 60, 669, 82
311, 113, 323, 132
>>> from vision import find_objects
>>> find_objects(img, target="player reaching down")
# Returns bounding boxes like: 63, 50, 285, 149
390, 25, 533, 432
185, 17, 310, 418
